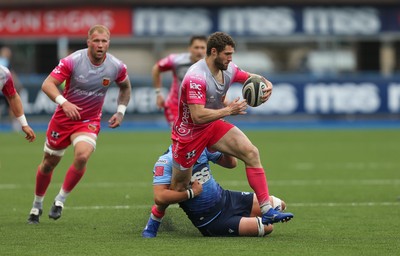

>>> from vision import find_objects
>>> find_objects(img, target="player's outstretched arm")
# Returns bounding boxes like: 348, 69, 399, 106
153, 180, 202, 205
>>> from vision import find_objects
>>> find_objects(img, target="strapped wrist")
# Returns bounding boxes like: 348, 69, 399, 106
117, 104, 127, 116
55, 95, 67, 106
17, 114, 28, 127
187, 188, 194, 199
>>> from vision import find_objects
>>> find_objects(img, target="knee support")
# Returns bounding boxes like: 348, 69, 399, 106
256, 217, 266, 237
72, 135, 97, 150
44, 143, 66, 156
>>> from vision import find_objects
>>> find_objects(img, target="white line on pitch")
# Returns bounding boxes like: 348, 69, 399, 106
1, 179, 400, 190
66, 201, 400, 211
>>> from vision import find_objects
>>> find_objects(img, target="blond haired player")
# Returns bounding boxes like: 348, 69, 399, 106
27, 25, 131, 224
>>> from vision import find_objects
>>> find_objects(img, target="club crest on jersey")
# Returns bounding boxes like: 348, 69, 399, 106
51, 131, 60, 139
154, 166, 164, 176
102, 77, 111, 86
88, 124, 97, 132
186, 150, 196, 159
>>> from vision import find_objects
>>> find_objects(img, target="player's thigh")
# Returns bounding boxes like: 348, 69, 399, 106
249, 194, 262, 217
211, 126, 254, 159
238, 217, 273, 236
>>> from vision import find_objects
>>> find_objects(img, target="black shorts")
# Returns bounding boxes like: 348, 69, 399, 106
197, 190, 254, 237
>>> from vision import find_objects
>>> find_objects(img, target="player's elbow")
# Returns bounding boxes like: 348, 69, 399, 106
154, 193, 172, 205
190, 114, 206, 124
226, 157, 238, 169
154, 195, 166, 206
219, 155, 238, 169
152, 64, 161, 76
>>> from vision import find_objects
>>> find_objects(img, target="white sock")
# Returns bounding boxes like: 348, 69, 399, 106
54, 188, 70, 203
150, 213, 162, 222
33, 195, 44, 209
260, 202, 272, 214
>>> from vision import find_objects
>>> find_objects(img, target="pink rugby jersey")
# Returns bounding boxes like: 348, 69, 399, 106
0, 65, 17, 97
50, 49, 128, 121
157, 52, 193, 108
173, 59, 249, 139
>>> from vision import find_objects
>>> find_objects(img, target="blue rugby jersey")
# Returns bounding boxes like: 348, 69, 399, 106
152, 145, 224, 227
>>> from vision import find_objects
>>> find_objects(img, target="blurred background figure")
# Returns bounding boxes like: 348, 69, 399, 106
0, 46, 25, 131
0, 64, 36, 142
152, 35, 207, 127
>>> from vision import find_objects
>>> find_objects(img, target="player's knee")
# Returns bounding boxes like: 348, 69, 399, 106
242, 145, 260, 164
247, 145, 259, 158
256, 216, 273, 237
40, 161, 55, 174
74, 152, 90, 166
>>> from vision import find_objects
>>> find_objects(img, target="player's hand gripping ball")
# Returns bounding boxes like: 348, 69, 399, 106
242, 76, 269, 107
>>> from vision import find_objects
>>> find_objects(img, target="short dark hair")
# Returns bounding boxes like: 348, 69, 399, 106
206, 32, 236, 56
189, 35, 207, 46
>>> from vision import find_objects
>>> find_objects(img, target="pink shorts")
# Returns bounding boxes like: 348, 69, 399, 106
164, 102, 178, 126
46, 118, 101, 150
172, 119, 234, 168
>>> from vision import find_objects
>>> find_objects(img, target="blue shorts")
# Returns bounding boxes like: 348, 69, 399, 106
197, 190, 254, 237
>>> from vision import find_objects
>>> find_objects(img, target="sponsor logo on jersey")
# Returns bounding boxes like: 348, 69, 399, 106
190, 80, 201, 90
189, 91, 203, 99
156, 159, 168, 164
76, 74, 89, 83
176, 103, 191, 136
102, 77, 111, 86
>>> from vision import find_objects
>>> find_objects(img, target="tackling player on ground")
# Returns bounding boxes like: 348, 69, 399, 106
170, 32, 293, 225
142, 146, 288, 237
27, 25, 131, 224
152, 35, 207, 126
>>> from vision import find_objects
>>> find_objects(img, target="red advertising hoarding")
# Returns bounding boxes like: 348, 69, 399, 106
0, 8, 132, 37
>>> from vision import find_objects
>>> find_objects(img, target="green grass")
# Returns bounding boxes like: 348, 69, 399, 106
1, 129, 399, 256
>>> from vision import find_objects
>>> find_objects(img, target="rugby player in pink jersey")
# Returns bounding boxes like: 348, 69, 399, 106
171, 32, 293, 226
152, 36, 207, 126
0, 64, 36, 142
27, 25, 131, 224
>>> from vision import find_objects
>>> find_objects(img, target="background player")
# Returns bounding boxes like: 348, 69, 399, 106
152, 35, 207, 126
142, 146, 287, 237
170, 32, 293, 225
0, 64, 36, 142
27, 25, 131, 224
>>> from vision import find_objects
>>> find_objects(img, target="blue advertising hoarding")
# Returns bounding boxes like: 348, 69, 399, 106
132, 6, 400, 37
12, 76, 400, 116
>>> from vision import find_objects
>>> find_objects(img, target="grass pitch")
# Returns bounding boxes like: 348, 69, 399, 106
0, 129, 399, 256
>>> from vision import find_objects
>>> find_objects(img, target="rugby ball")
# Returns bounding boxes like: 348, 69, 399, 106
242, 76, 267, 107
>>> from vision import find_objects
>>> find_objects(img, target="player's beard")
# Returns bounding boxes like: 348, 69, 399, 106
90, 48, 106, 64
214, 56, 228, 71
